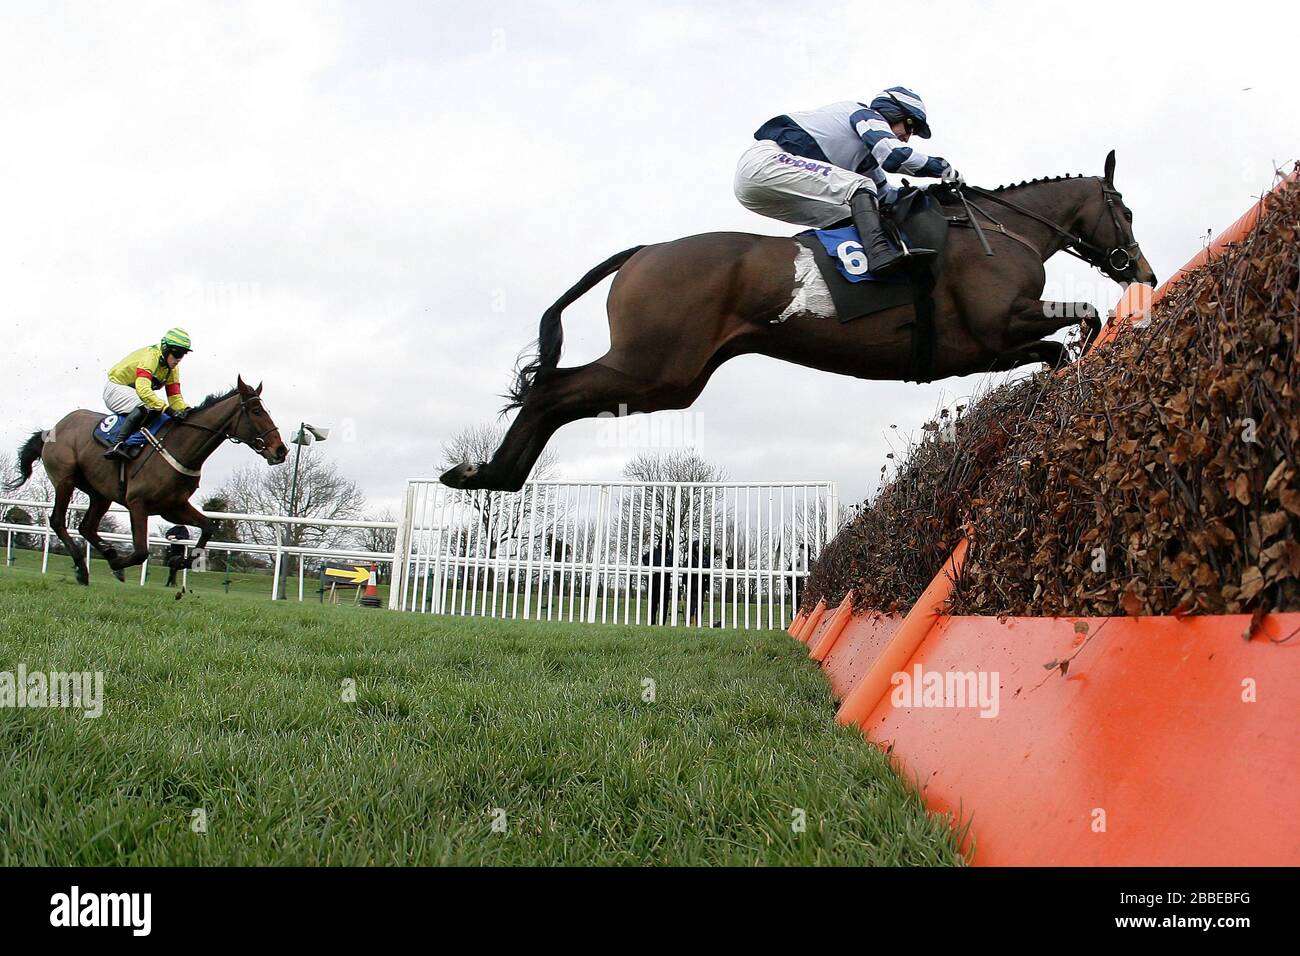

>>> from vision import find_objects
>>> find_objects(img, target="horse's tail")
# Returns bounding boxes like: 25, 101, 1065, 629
6, 430, 46, 492
503, 245, 646, 413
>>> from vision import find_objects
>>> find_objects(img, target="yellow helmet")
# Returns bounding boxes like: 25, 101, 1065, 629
161, 327, 192, 352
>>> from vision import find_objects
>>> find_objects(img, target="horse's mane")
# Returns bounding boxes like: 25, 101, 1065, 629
988, 173, 1093, 192
191, 386, 240, 412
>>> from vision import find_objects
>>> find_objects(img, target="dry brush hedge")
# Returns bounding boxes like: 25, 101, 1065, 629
805, 170, 1300, 623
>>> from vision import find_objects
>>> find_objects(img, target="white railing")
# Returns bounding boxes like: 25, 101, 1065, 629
390, 479, 839, 629
4, 478, 840, 626
0, 496, 396, 601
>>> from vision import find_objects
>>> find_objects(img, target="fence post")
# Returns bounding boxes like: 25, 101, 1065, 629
523, 482, 538, 620
827, 482, 840, 542
389, 482, 415, 610
271, 526, 283, 601
586, 485, 608, 624
670, 484, 682, 626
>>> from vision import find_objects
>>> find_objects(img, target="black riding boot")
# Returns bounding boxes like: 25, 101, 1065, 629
849, 189, 935, 276
103, 406, 152, 461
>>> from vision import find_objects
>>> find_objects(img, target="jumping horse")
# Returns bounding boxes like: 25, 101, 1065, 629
442, 151, 1156, 492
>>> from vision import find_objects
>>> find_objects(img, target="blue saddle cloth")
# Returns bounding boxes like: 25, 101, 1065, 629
799, 224, 913, 284
791, 189, 951, 325
92, 410, 172, 448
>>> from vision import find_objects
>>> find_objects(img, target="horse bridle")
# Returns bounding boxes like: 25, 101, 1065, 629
962, 181, 1142, 282
172, 395, 280, 454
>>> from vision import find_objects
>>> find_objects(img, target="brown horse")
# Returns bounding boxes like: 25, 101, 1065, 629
442, 151, 1156, 493
6, 376, 288, 585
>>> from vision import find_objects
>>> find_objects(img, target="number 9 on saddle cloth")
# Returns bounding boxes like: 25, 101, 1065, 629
92, 408, 173, 451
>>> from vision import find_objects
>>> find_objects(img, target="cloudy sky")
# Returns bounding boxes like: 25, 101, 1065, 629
1, 0, 1296, 515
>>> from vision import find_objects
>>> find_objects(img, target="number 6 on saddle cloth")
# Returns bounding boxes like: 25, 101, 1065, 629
794, 188, 951, 325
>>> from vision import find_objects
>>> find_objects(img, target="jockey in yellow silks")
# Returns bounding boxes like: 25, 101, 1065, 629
102, 328, 194, 461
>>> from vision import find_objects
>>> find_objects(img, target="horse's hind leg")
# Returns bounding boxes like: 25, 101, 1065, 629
49, 477, 90, 585
443, 361, 653, 491
79, 493, 125, 582
444, 358, 719, 492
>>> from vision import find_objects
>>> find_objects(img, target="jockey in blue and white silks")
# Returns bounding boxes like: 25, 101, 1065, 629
735, 86, 963, 275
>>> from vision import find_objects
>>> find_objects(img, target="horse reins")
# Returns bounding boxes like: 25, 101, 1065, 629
129, 395, 277, 480
958, 182, 1141, 281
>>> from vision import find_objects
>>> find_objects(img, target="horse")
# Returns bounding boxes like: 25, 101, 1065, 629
6, 376, 288, 585
441, 151, 1157, 493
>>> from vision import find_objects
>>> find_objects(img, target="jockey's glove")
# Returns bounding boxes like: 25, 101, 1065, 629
171, 407, 190, 420
940, 164, 964, 185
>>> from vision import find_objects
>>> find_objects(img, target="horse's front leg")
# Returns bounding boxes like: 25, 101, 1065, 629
1006, 300, 1101, 356
987, 339, 1069, 372
109, 502, 152, 572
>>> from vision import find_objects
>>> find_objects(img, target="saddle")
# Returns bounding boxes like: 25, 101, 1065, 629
795, 186, 952, 382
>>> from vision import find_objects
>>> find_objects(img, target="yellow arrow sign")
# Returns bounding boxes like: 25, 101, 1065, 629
324, 565, 369, 585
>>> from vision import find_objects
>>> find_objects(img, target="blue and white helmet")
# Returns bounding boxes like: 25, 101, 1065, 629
869, 86, 932, 139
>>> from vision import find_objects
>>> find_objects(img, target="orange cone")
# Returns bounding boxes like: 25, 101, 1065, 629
360, 563, 382, 608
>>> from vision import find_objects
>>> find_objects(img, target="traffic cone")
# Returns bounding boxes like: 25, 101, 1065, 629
360, 563, 382, 608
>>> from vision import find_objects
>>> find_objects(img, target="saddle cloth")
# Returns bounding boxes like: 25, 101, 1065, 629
794, 188, 951, 323
91, 410, 172, 448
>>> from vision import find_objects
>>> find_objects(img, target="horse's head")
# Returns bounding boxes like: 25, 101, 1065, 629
232, 376, 289, 465
1077, 150, 1158, 288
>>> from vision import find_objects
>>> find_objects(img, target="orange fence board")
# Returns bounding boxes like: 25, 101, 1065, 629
859, 613, 1300, 866
819, 613, 904, 700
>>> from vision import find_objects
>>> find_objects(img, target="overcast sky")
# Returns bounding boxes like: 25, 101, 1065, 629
2, 0, 1296, 515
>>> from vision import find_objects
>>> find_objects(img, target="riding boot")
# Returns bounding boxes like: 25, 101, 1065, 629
849, 189, 935, 276
103, 406, 152, 461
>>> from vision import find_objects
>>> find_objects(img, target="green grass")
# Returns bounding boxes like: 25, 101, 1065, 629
0, 557, 965, 866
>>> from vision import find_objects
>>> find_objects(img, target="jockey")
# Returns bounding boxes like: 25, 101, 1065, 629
102, 328, 194, 461
734, 86, 963, 275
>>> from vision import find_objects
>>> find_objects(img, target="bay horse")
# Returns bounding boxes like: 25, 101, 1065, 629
6, 376, 288, 585
442, 151, 1156, 493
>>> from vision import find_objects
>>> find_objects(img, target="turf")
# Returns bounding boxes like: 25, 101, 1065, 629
0, 557, 965, 866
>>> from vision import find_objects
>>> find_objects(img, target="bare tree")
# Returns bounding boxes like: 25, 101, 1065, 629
438, 423, 560, 553
622, 448, 726, 485
621, 449, 728, 555
354, 508, 397, 555
213, 448, 366, 553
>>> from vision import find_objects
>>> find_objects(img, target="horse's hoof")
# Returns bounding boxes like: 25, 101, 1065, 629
439, 462, 482, 489
75, 569, 89, 586
112, 568, 125, 582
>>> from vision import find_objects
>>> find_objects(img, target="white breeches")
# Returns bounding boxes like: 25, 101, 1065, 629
733, 139, 876, 228
103, 381, 145, 414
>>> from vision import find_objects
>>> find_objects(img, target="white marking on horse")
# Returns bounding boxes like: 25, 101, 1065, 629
775, 245, 836, 323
